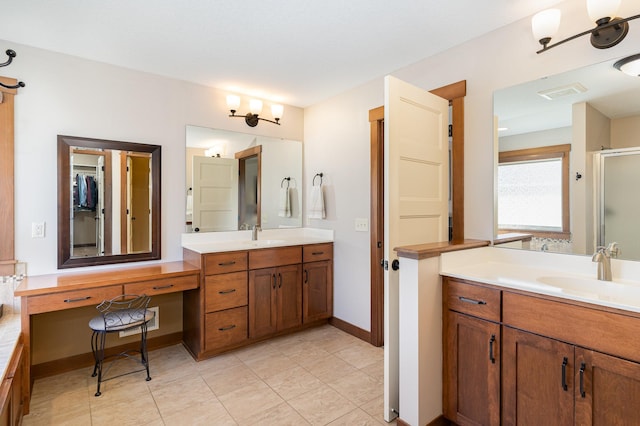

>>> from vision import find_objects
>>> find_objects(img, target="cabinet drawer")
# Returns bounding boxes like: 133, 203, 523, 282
249, 246, 302, 270
124, 274, 199, 296
205, 272, 248, 312
27, 285, 122, 314
204, 252, 248, 275
445, 278, 501, 322
205, 306, 248, 350
303, 243, 333, 263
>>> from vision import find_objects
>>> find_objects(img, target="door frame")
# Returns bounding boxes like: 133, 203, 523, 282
369, 80, 466, 347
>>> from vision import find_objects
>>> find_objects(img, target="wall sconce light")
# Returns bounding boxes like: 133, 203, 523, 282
226, 95, 283, 127
532, 0, 640, 54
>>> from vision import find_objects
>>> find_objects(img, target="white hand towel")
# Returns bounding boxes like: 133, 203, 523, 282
308, 185, 325, 219
278, 187, 291, 218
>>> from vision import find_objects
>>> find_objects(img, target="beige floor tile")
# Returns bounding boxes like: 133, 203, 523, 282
162, 399, 237, 425
201, 363, 262, 397
22, 388, 92, 426
232, 340, 280, 364
194, 350, 242, 373
287, 384, 357, 426
242, 351, 297, 380
327, 407, 385, 425
304, 353, 359, 383
238, 401, 310, 426
334, 342, 384, 369
150, 374, 217, 418
360, 393, 386, 420
218, 380, 285, 423
264, 365, 323, 400
360, 358, 384, 382
327, 369, 384, 406
90, 390, 162, 426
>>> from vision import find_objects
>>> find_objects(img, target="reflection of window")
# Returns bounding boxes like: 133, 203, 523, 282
498, 144, 570, 239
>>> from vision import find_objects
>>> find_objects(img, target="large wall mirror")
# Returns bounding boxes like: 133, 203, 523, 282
494, 55, 640, 261
57, 135, 161, 268
185, 125, 302, 233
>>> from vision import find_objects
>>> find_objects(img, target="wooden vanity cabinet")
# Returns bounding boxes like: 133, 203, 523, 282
249, 247, 303, 339
444, 276, 640, 426
302, 243, 333, 323
443, 278, 501, 426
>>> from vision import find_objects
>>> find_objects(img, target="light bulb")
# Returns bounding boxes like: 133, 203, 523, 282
587, 0, 621, 22
249, 99, 263, 115
271, 104, 284, 120
532, 9, 561, 43
226, 95, 240, 112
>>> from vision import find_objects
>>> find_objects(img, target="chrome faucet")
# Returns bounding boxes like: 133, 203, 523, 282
592, 246, 613, 281
251, 225, 261, 241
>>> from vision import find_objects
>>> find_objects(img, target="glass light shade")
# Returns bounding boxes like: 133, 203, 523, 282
249, 99, 263, 115
614, 55, 640, 76
271, 104, 284, 120
587, 0, 621, 21
532, 9, 561, 41
226, 95, 240, 110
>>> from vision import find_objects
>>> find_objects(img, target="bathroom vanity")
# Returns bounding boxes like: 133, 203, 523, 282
181, 232, 333, 360
440, 247, 640, 425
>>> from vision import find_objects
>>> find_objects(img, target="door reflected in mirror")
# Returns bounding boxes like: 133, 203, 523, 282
185, 126, 302, 233
58, 135, 161, 268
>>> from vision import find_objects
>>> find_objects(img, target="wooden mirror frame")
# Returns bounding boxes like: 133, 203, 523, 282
57, 135, 161, 268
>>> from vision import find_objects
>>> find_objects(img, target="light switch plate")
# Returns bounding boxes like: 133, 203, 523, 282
355, 218, 369, 232
31, 222, 45, 238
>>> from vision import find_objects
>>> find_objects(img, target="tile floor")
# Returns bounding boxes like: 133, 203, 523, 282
23, 325, 393, 425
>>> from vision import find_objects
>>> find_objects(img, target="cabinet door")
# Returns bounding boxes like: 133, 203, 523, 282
502, 327, 574, 426
303, 260, 333, 323
444, 311, 500, 426
576, 348, 640, 425
276, 264, 302, 331
249, 267, 277, 338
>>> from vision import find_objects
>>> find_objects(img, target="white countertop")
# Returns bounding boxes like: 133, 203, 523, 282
0, 314, 21, 380
440, 246, 640, 314
181, 227, 334, 254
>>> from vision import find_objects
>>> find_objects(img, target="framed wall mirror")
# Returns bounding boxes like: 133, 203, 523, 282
185, 125, 302, 233
494, 55, 640, 261
57, 135, 161, 268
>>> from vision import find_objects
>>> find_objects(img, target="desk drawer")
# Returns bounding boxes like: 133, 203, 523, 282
27, 285, 122, 314
303, 243, 333, 263
205, 271, 247, 313
204, 252, 248, 276
124, 274, 199, 296
444, 278, 501, 322
205, 306, 248, 350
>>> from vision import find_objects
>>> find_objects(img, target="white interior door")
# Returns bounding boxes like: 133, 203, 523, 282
383, 75, 449, 421
192, 156, 239, 232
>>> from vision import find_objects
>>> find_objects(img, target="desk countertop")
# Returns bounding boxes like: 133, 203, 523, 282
14, 261, 200, 297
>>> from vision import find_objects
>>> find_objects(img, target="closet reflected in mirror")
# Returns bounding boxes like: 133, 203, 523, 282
58, 135, 161, 268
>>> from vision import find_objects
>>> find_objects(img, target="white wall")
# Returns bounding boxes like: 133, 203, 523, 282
4, 40, 303, 275
303, 0, 640, 332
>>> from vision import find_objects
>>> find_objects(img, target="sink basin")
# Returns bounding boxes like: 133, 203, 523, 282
248, 239, 285, 247
536, 275, 640, 302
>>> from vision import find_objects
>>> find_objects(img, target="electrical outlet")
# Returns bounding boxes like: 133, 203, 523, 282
31, 222, 45, 238
355, 218, 369, 232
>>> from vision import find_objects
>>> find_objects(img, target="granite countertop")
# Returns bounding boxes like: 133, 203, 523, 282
0, 314, 21, 380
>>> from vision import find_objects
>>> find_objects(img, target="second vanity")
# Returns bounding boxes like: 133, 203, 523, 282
440, 247, 640, 425
181, 228, 333, 360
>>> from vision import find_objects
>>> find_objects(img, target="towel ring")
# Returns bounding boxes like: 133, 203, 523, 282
281, 177, 291, 188
313, 173, 323, 186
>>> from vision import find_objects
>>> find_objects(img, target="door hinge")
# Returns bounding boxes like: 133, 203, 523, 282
381, 259, 388, 270
448, 124, 453, 137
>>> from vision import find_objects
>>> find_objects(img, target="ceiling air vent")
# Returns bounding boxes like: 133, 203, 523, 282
537, 83, 587, 100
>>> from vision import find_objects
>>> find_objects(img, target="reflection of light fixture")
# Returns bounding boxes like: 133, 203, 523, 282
614, 53, 640, 76
204, 142, 227, 157
226, 94, 283, 127
532, 0, 640, 54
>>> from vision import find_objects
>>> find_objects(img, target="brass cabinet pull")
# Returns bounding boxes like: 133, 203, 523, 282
561, 357, 569, 391
218, 324, 236, 331
489, 334, 496, 364
64, 296, 91, 303
218, 261, 236, 266
312, 251, 324, 255
458, 296, 486, 305
218, 289, 237, 295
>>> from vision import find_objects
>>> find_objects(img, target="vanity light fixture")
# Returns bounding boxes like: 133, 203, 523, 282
614, 53, 640, 76
226, 94, 283, 127
532, 0, 640, 54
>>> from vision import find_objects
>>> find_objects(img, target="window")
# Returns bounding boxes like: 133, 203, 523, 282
498, 144, 570, 239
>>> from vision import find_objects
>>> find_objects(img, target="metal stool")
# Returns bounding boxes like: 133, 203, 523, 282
89, 294, 154, 396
